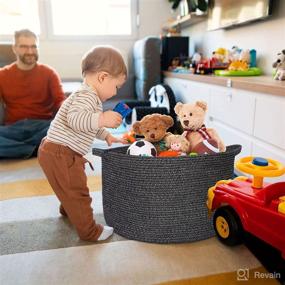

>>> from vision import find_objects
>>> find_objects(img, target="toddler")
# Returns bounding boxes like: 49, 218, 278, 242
38, 46, 127, 241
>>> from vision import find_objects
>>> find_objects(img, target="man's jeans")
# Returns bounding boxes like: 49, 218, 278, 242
0, 119, 52, 159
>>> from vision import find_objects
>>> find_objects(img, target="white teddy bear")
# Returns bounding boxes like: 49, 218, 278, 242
273, 50, 285, 81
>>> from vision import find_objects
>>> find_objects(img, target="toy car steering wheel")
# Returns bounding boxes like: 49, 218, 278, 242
236, 156, 285, 188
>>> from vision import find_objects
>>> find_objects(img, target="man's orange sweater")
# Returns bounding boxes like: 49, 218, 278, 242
0, 63, 65, 125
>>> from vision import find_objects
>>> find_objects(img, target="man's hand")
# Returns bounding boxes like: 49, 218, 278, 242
99, 111, 122, 128
105, 134, 128, 146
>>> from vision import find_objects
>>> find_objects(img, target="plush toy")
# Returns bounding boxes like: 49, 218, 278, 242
164, 134, 190, 155
174, 101, 226, 153
132, 114, 174, 153
273, 50, 285, 81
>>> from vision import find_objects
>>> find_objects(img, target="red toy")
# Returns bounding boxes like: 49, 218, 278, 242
207, 156, 285, 258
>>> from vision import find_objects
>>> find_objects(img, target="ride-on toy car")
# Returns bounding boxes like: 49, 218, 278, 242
207, 156, 285, 259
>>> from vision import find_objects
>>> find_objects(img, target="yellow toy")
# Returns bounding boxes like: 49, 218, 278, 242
228, 60, 249, 71
236, 156, 285, 188
213, 48, 228, 62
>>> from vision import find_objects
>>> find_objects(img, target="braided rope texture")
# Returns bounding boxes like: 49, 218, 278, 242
94, 144, 241, 243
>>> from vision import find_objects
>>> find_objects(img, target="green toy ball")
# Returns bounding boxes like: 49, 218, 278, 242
189, 152, 198, 157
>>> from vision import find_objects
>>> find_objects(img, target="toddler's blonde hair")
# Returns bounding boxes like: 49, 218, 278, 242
81, 46, 127, 77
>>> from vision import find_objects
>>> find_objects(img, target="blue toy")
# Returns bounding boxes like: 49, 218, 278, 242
250, 49, 257, 67
113, 102, 132, 119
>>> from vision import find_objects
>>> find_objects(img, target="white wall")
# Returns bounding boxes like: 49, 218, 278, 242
39, 0, 172, 79
182, 0, 285, 75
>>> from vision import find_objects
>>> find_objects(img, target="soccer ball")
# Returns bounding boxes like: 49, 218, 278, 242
127, 140, 157, 157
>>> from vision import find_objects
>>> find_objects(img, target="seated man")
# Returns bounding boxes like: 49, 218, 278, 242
0, 29, 65, 158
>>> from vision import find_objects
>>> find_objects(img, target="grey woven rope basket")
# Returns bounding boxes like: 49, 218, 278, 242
93, 144, 241, 243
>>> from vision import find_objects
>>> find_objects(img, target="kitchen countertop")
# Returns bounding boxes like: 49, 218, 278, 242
163, 71, 285, 97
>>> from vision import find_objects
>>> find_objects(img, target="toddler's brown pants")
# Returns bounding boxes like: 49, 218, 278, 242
38, 139, 103, 241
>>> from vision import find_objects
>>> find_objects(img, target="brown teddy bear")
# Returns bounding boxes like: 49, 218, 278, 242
132, 114, 174, 153
174, 101, 226, 153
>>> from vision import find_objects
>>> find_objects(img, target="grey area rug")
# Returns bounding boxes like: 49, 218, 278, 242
0, 192, 126, 255
0, 215, 126, 256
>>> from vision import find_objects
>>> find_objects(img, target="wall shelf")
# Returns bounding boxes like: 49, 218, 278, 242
162, 12, 207, 31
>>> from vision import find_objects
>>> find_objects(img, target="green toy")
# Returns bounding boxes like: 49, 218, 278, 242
214, 67, 262, 76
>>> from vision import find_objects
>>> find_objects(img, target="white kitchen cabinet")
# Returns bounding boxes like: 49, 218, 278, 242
254, 94, 285, 149
165, 78, 210, 103
209, 88, 255, 135
164, 76, 285, 168
209, 120, 252, 159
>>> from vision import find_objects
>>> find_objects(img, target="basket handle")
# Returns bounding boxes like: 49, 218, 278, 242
228, 144, 242, 156
92, 148, 107, 157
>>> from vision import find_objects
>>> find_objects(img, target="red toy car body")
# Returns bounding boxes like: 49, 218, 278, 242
207, 156, 285, 259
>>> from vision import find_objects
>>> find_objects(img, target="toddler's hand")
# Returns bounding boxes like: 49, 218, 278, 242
105, 134, 128, 146
99, 111, 122, 128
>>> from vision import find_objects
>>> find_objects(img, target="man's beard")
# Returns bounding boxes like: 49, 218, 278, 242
19, 53, 38, 65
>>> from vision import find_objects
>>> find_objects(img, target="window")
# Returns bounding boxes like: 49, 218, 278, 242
49, 0, 133, 37
0, 0, 40, 36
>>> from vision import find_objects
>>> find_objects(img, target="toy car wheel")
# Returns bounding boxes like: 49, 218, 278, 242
213, 207, 243, 246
